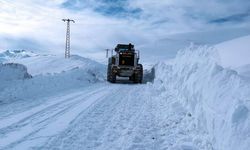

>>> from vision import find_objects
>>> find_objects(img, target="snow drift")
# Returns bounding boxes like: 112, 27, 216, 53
154, 46, 250, 150
11, 54, 105, 76
0, 63, 32, 104
0, 51, 106, 104
0, 63, 32, 81
216, 35, 250, 68
236, 64, 250, 78
0, 67, 103, 104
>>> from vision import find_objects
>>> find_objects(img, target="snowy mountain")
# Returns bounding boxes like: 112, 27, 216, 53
0, 34, 250, 150
0, 50, 37, 63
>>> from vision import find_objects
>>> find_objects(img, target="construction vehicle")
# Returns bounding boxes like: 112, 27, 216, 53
107, 43, 143, 83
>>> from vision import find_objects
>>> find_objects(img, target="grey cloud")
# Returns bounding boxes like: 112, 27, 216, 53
1, 0, 250, 63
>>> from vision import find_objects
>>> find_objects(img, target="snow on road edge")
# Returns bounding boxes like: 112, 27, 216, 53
0, 53, 106, 106
154, 45, 250, 150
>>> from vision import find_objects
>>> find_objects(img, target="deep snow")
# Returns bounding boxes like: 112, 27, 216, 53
236, 64, 250, 78
0, 51, 105, 105
154, 45, 250, 150
216, 35, 250, 68
0, 34, 250, 150
0, 63, 31, 81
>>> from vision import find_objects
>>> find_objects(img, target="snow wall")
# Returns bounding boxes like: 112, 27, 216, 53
0, 65, 105, 104
0, 55, 105, 104
0, 63, 32, 81
154, 45, 250, 150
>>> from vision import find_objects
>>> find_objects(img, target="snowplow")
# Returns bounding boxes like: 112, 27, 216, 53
107, 43, 143, 83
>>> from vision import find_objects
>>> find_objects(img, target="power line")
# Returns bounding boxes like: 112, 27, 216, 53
62, 19, 75, 59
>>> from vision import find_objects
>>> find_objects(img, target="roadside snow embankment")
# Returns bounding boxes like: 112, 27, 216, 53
154, 46, 250, 150
0, 52, 105, 104
0, 63, 31, 81
216, 35, 250, 68
0, 63, 32, 103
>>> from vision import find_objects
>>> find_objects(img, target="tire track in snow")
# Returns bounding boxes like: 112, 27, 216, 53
39, 84, 128, 150
116, 85, 161, 150
0, 85, 110, 149
0, 92, 83, 129
1, 82, 213, 150
37, 84, 163, 150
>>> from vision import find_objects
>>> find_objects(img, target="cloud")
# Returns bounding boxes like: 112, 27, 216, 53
1, 36, 43, 51
0, 0, 250, 62
210, 12, 250, 24
62, 0, 142, 17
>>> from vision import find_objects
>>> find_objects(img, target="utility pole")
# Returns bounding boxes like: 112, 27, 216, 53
111, 49, 113, 56
62, 19, 75, 58
106, 49, 110, 58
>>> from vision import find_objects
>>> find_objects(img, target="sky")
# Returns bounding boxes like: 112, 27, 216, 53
0, 0, 250, 62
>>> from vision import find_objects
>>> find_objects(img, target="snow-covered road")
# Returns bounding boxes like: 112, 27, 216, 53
1, 29, 250, 150
0, 82, 210, 150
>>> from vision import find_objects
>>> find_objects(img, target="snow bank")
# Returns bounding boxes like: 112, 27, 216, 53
1, 49, 105, 80
0, 63, 32, 103
236, 64, 250, 78
0, 66, 104, 104
0, 63, 32, 81
10, 54, 104, 76
216, 35, 250, 68
0, 52, 106, 104
154, 46, 250, 150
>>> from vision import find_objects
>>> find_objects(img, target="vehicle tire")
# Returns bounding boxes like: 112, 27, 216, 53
136, 64, 143, 83
107, 64, 116, 83
110, 72, 116, 83
129, 75, 134, 81
107, 64, 111, 82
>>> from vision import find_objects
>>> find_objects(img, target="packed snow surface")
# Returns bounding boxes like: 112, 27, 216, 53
0, 35, 250, 150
